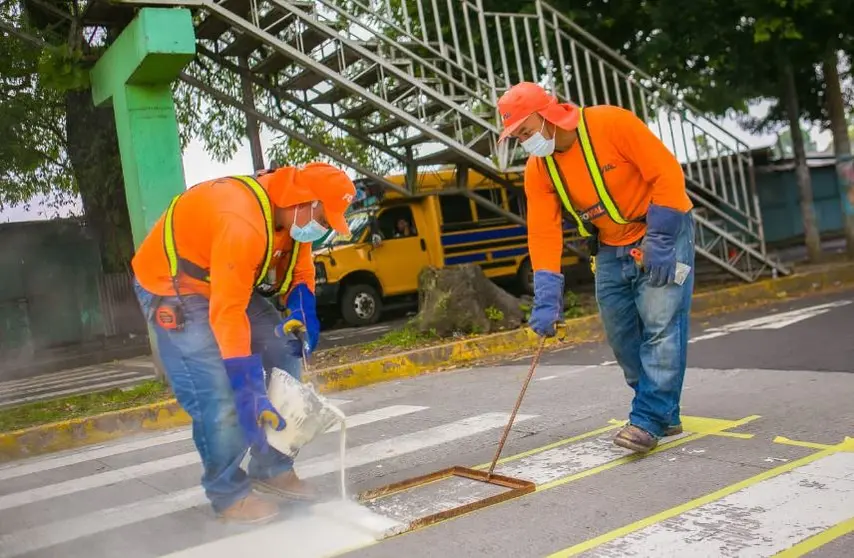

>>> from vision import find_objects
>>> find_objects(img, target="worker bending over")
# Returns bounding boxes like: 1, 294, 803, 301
498, 82, 695, 453
131, 162, 355, 523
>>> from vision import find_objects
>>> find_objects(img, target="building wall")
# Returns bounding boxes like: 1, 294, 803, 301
754, 161, 846, 245
0, 218, 147, 380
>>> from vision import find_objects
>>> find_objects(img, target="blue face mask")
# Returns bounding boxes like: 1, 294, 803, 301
290, 203, 329, 243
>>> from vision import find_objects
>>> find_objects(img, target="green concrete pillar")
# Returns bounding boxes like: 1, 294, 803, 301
90, 7, 196, 247
90, 8, 196, 382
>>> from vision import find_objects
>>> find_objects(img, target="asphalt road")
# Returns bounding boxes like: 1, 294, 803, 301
0, 288, 852, 557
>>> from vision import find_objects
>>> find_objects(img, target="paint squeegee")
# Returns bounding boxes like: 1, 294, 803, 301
359, 336, 549, 529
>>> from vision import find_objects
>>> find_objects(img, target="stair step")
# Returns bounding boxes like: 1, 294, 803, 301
196, 0, 251, 41
253, 27, 328, 75
280, 43, 382, 91
416, 136, 493, 166
362, 99, 466, 135
219, 9, 296, 58
311, 60, 417, 104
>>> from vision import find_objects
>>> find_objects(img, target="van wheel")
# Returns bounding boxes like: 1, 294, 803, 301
340, 284, 382, 326
517, 259, 535, 296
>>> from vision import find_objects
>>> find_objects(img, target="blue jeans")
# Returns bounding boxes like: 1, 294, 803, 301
133, 280, 301, 512
594, 212, 695, 438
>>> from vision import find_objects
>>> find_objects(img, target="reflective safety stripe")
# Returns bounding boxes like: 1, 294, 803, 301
543, 107, 638, 236
161, 175, 301, 296
277, 241, 300, 297
544, 156, 591, 238
575, 110, 631, 225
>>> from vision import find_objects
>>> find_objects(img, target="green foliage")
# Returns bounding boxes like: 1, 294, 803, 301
363, 324, 438, 350
0, 6, 76, 216
0, 380, 171, 433
37, 43, 90, 92
485, 306, 505, 322
519, 290, 587, 322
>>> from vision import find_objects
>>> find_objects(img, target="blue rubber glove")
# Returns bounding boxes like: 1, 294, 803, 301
224, 354, 286, 452
642, 204, 685, 288
529, 270, 564, 337
274, 283, 320, 357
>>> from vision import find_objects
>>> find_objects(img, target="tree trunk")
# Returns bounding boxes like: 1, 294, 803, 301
65, 89, 168, 384
413, 264, 523, 337
240, 56, 265, 172
780, 55, 823, 262
65, 89, 135, 272
822, 52, 854, 258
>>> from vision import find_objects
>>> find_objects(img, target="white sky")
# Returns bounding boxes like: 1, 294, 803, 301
0, 101, 833, 224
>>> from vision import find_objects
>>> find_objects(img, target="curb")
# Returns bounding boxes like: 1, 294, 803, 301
3, 262, 853, 462
0, 400, 189, 462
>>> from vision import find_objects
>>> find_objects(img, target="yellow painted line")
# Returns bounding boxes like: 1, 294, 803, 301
774, 435, 854, 452
471, 423, 624, 470
712, 431, 755, 440
547, 439, 853, 557
536, 415, 760, 492
772, 516, 854, 557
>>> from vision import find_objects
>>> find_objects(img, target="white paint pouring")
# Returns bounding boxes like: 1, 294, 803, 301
160, 500, 404, 558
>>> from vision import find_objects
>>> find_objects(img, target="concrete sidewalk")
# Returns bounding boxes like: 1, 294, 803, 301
0, 358, 157, 409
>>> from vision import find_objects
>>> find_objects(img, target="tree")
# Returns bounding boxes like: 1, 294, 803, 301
0, 4, 76, 218
1, 1, 132, 272
821, 52, 854, 257
620, 0, 854, 262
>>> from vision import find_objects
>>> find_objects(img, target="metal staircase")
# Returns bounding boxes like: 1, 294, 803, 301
83, 0, 790, 282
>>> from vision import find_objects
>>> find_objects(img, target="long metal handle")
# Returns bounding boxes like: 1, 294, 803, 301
487, 336, 547, 479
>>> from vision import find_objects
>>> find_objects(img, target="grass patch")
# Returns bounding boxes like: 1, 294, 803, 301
361, 324, 438, 351
0, 380, 173, 433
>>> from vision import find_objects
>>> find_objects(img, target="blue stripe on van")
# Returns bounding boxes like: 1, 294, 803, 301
444, 253, 488, 265
441, 226, 527, 246
441, 222, 579, 247
491, 246, 529, 260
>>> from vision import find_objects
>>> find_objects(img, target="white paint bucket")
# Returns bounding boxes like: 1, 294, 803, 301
265, 368, 346, 460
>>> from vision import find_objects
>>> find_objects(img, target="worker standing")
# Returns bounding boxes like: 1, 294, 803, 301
497, 82, 695, 454
131, 162, 355, 523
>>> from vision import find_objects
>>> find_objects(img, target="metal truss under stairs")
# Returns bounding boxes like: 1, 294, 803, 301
82, 0, 790, 282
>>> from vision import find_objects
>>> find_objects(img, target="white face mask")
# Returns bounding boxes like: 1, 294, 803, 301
520, 118, 555, 157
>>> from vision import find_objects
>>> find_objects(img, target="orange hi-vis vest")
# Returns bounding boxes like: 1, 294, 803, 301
162, 175, 302, 299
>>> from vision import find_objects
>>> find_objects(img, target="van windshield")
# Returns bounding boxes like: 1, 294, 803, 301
327, 211, 371, 246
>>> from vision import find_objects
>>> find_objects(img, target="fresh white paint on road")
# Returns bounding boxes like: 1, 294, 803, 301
576, 452, 854, 557
0, 408, 534, 557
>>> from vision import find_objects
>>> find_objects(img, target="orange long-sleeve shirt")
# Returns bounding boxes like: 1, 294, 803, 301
132, 178, 314, 360
524, 105, 693, 273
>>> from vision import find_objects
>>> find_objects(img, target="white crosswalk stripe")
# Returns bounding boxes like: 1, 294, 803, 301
0, 403, 536, 558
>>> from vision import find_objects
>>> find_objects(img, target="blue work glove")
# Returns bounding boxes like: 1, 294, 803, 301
641, 204, 685, 288
529, 270, 564, 337
223, 354, 286, 452
274, 283, 320, 357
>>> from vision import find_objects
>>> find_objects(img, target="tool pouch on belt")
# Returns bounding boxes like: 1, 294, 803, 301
151, 296, 186, 331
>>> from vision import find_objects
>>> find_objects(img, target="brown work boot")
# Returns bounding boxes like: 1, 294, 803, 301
664, 424, 683, 437
252, 470, 317, 501
614, 424, 658, 453
217, 493, 279, 524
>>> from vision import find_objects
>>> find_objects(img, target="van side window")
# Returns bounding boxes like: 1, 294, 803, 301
472, 188, 508, 223
439, 195, 475, 232
377, 206, 418, 240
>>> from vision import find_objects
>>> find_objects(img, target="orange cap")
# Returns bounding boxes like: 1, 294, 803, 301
258, 162, 356, 235
497, 82, 580, 141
